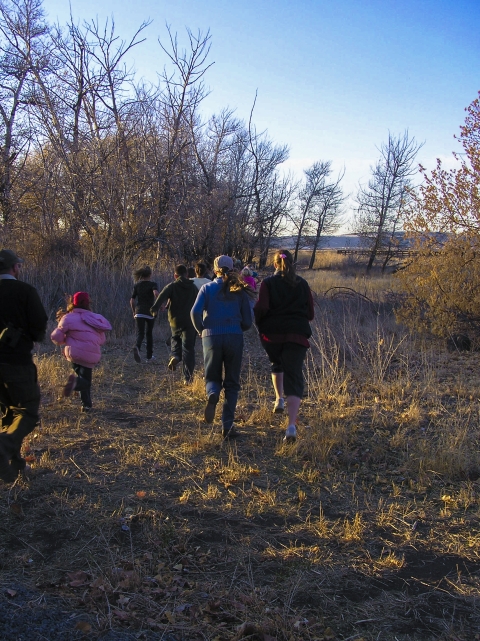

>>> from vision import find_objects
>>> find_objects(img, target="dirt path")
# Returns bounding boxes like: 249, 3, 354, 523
0, 329, 479, 640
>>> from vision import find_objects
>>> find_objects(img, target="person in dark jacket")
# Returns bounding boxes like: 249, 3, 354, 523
0, 249, 48, 482
254, 249, 314, 443
151, 264, 198, 383
130, 266, 159, 363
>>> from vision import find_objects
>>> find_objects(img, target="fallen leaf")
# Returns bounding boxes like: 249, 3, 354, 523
113, 609, 130, 620
9, 503, 23, 516
75, 621, 92, 633
136, 491, 146, 498
5, 589, 17, 598
67, 570, 89, 587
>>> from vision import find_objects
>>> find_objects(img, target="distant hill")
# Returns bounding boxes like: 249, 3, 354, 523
271, 235, 363, 250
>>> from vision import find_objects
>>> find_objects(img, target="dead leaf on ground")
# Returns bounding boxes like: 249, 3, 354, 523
75, 621, 92, 633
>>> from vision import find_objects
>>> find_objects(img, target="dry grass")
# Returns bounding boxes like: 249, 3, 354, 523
1, 274, 479, 641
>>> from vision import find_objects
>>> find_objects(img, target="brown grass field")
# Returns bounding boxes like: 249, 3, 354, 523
0, 260, 479, 641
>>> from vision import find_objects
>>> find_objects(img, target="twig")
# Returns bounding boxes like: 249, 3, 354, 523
69, 456, 91, 481
10, 534, 45, 559
72, 536, 97, 558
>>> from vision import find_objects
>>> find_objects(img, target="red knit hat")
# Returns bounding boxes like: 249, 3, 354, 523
73, 292, 90, 307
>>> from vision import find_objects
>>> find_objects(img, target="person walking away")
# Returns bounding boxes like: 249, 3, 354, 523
192, 262, 212, 290
240, 266, 258, 314
254, 250, 314, 443
51, 292, 112, 412
130, 266, 159, 363
0, 249, 48, 482
151, 265, 198, 384
191, 255, 253, 438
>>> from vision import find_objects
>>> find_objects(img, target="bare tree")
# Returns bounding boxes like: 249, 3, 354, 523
246, 96, 289, 266
291, 160, 331, 263
0, 0, 49, 226
308, 168, 345, 269
355, 131, 422, 272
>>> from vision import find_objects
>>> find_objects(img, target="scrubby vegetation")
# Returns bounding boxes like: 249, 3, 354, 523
1, 259, 478, 641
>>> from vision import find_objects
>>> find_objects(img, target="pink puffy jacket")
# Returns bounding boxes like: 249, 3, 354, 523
51, 308, 112, 368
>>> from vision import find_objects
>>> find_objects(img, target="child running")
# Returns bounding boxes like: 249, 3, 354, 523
51, 292, 112, 412
130, 266, 159, 363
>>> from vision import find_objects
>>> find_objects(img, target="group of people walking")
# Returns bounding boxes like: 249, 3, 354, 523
0, 247, 313, 484
131, 251, 315, 443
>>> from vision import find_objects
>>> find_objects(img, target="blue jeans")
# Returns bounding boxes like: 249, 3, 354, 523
171, 326, 197, 382
203, 334, 244, 431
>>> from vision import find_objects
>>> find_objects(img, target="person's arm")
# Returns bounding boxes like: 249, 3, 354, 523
150, 283, 172, 315
253, 280, 270, 324
130, 284, 137, 315
26, 288, 48, 342
191, 287, 206, 335
307, 286, 314, 321
50, 315, 68, 345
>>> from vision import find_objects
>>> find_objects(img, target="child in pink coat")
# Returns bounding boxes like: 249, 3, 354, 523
51, 292, 112, 412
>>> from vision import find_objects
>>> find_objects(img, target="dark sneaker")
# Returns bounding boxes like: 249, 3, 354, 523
133, 346, 141, 363
273, 398, 285, 413
81, 406, 92, 413
146, 356, 155, 363
168, 356, 179, 371
204, 393, 219, 423
222, 426, 240, 439
63, 374, 77, 398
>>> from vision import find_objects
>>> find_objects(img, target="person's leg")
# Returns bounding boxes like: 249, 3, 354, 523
221, 334, 243, 435
281, 343, 308, 442
72, 364, 93, 409
145, 318, 155, 360
0, 363, 40, 481
271, 372, 284, 400
202, 335, 222, 422
182, 327, 197, 383
136, 317, 146, 350
169, 329, 182, 369
261, 341, 285, 413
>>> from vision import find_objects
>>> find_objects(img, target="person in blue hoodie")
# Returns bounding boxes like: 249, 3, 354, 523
191, 255, 253, 438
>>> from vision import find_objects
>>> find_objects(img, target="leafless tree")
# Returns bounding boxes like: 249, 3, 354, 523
0, 0, 49, 226
355, 131, 423, 272
291, 160, 331, 263
308, 168, 345, 269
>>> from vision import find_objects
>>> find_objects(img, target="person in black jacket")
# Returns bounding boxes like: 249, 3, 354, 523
130, 266, 159, 363
0, 249, 48, 482
254, 249, 314, 443
151, 264, 198, 384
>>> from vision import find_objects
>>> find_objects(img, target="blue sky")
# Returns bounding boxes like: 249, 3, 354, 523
42, 0, 480, 230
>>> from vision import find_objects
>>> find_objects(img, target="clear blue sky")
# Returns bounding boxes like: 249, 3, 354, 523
42, 0, 480, 230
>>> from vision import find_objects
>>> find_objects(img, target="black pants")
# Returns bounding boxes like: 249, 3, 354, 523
135, 317, 155, 359
72, 363, 93, 409
171, 326, 197, 382
0, 361, 40, 456
261, 341, 308, 398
